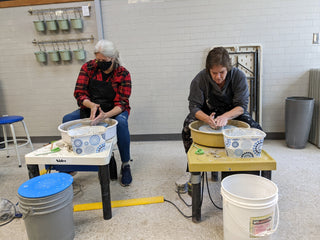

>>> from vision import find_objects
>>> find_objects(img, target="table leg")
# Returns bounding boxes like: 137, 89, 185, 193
27, 164, 40, 179
261, 170, 272, 180
98, 164, 112, 220
191, 172, 201, 223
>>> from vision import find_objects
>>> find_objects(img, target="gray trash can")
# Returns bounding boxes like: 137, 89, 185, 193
285, 96, 314, 148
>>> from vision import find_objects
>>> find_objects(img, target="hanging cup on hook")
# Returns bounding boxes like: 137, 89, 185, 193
70, 10, 83, 30
48, 42, 60, 62
46, 13, 58, 31
34, 43, 47, 63
73, 40, 86, 60
33, 13, 46, 32
59, 41, 72, 61
57, 11, 69, 31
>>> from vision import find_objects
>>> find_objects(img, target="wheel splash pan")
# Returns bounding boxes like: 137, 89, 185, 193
189, 120, 250, 148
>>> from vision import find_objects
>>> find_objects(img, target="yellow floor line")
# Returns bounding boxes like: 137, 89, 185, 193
73, 196, 164, 212
40, 169, 48, 175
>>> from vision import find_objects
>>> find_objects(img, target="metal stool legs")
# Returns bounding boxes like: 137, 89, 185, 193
0, 119, 34, 167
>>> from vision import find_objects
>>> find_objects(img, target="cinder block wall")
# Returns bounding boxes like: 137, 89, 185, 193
1, 0, 320, 138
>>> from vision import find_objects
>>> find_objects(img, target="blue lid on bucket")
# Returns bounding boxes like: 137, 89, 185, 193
18, 173, 73, 198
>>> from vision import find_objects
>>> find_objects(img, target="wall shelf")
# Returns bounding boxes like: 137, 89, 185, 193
32, 35, 94, 45
28, 4, 91, 16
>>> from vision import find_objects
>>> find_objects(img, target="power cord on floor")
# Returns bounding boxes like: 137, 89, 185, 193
177, 191, 191, 207
163, 199, 192, 218
205, 172, 222, 210
164, 172, 206, 219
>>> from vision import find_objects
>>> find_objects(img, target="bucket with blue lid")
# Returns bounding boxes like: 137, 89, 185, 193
18, 173, 75, 240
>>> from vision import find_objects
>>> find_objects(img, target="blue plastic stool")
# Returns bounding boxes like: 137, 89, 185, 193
0, 115, 34, 167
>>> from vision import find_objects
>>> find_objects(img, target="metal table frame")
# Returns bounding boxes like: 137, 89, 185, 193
187, 145, 276, 223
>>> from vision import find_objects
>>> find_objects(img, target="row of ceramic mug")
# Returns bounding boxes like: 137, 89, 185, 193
33, 18, 83, 32
35, 48, 86, 63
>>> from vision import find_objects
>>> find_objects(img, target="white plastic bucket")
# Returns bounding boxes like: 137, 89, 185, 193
221, 174, 279, 240
18, 173, 74, 240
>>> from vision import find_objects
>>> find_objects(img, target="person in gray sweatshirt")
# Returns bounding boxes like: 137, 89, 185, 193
182, 47, 262, 154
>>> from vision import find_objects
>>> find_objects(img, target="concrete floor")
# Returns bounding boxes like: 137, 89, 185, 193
0, 140, 320, 240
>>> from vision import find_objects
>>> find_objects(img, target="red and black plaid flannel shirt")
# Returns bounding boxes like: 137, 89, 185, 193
74, 60, 131, 114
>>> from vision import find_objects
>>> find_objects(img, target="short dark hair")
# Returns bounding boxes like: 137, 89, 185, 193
206, 47, 232, 72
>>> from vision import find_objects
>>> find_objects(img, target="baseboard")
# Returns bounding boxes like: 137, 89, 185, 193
265, 132, 285, 140
29, 132, 285, 143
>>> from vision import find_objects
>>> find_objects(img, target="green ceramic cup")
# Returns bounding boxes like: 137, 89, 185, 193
34, 51, 47, 63
73, 49, 86, 60
33, 20, 46, 32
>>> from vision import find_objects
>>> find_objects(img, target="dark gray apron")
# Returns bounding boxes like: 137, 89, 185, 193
205, 81, 233, 117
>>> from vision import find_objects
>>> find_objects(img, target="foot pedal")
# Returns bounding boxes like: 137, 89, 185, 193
175, 172, 191, 194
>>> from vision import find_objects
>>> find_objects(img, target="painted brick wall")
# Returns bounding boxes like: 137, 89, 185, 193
101, 0, 320, 134
0, 1, 98, 137
1, 0, 320, 137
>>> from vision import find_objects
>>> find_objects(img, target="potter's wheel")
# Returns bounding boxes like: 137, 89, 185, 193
198, 124, 237, 133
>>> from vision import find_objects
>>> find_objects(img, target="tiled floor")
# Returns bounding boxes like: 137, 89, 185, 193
0, 140, 320, 240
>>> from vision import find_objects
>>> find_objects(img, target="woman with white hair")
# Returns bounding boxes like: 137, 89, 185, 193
63, 39, 132, 186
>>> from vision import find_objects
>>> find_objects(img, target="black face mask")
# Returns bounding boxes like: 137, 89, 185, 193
97, 61, 112, 71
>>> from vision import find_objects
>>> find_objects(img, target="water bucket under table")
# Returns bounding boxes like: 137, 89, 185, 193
18, 173, 74, 240
221, 174, 279, 240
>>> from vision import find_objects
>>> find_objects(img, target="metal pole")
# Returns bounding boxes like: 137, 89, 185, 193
94, 0, 105, 40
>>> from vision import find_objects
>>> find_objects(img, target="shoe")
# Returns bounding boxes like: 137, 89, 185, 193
120, 165, 132, 187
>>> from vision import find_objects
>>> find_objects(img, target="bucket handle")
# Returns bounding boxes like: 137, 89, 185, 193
225, 202, 279, 238
22, 207, 33, 219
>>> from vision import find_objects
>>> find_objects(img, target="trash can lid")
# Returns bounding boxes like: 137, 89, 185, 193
18, 173, 73, 198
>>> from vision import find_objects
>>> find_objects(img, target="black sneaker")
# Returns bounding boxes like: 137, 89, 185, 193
120, 165, 132, 187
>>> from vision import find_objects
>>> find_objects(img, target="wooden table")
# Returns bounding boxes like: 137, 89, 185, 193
25, 138, 116, 220
187, 144, 276, 223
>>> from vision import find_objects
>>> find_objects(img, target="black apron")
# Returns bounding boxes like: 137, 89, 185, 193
80, 72, 116, 119
205, 81, 233, 117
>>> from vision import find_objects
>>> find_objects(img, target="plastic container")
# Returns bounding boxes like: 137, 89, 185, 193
285, 96, 314, 149
18, 173, 74, 240
58, 118, 118, 145
189, 120, 250, 147
68, 126, 107, 155
221, 174, 279, 240
223, 128, 266, 158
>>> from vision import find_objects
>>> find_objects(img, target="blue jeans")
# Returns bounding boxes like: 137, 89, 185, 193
62, 109, 131, 163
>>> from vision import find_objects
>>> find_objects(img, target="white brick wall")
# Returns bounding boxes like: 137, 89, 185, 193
101, 0, 320, 134
0, 1, 98, 137
1, 0, 320, 137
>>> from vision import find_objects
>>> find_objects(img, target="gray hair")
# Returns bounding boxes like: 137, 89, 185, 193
94, 39, 121, 65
